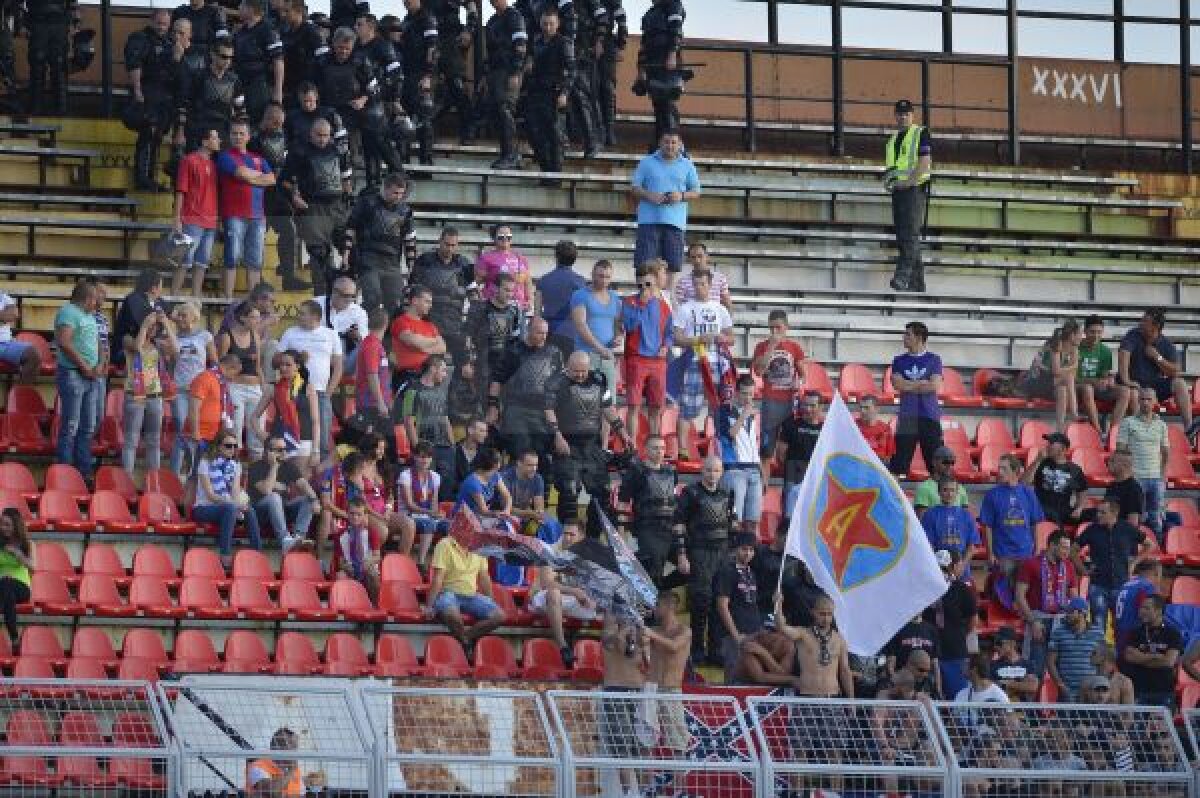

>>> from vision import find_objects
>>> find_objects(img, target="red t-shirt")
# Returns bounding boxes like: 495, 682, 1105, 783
752, 339, 806, 402
1017, 555, 1078, 614
389, 314, 440, 373
177, 151, 218, 229
354, 332, 391, 411
857, 418, 894, 460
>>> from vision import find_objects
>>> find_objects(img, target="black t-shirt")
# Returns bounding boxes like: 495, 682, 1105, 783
750, 544, 784, 615
1122, 622, 1184, 695
1105, 478, 1145, 523
1033, 460, 1088, 523
885, 619, 940, 666
1075, 520, 1146, 590
112, 290, 157, 368
777, 417, 821, 480
928, 580, 978, 660
712, 561, 762, 640
246, 458, 304, 503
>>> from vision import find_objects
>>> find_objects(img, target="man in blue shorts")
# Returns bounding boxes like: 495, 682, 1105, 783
0, 292, 41, 380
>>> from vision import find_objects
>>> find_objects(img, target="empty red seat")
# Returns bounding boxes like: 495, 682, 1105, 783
1172, 575, 1200, 606
144, 468, 185, 505
0, 462, 39, 502
1166, 447, 1200, 489
280, 579, 337, 621
939, 366, 983, 407
973, 418, 1016, 454
131, 544, 179, 587
1071, 447, 1114, 487
837, 362, 878, 400
35, 541, 77, 586
330, 579, 386, 622
28, 572, 80, 616
522, 638, 567, 679
172, 630, 221, 674
1163, 527, 1200, 567
222, 630, 272, 674
231, 549, 279, 589
274, 631, 322, 675
2, 710, 57, 786
11, 654, 57, 681
129, 575, 186, 619
81, 543, 128, 587
281, 550, 331, 590
18, 626, 66, 668
38, 489, 92, 533
472, 635, 518, 677
64, 656, 110, 682
45, 465, 90, 503
374, 634, 422, 677
324, 632, 373, 676
57, 711, 116, 788
228, 578, 286, 620
1017, 420, 1053, 455
138, 492, 197, 534
801, 361, 834, 402
424, 634, 471, 677
90, 490, 148, 533
181, 548, 227, 587
5, 413, 53, 456
179, 576, 235, 620
0, 490, 33, 524
1169, 498, 1200, 528
572, 639, 604, 682
95, 465, 140, 506
109, 714, 165, 789
378, 581, 423, 623
77, 573, 133, 617
6, 385, 49, 420
120, 628, 168, 670
490, 586, 528, 625
70, 627, 117, 667
380, 553, 426, 589
1064, 421, 1102, 453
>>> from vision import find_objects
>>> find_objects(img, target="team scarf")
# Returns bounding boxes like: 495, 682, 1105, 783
1040, 554, 1070, 614
208, 365, 234, 430
206, 456, 238, 499
272, 372, 304, 448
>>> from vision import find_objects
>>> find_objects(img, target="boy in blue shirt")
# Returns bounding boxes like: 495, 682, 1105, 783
922, 477, 980, 562
979, 453, 1044, 605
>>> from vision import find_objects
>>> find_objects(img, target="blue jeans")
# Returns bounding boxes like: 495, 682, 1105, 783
181, 223, 216, 268
1023, 614, 1056, 679
253, 493, 316, 545
1087, 584, 1121, 633
317, 391, 333, 460
193, 502, 262, 558
122, 396, 163, 474
222, 217, 266, 269
720, 467, 764, 523
940, 658, 969, 702
169, 393, 191, 474
432, 591, 501, 620
1139, 477, 1166, 545
55, 368, 99, 477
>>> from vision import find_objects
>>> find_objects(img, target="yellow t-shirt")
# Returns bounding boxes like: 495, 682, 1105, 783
430, 537, 486, 596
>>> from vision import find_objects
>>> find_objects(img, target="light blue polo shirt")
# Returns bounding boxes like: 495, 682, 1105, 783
632, 151, 701, 231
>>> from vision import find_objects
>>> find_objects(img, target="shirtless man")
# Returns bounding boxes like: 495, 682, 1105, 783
774, 593, 853, 698
727, 627, 804, 690
1091, 643, 1135, 705
644, 591, 692, 753
599, 611, 648, 798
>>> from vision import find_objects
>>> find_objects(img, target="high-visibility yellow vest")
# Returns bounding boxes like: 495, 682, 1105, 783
885, 125, 930, 186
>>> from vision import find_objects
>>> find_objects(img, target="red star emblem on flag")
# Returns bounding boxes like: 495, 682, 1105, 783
816, 475, 890, 585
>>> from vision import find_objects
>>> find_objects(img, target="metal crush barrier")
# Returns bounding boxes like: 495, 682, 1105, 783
358, 685, 561, 797
748, 695, 951, 797
0, 679, 173, 797
157, 676, 373, 797
545, 689, 759, 798
932, 701, 1193, 798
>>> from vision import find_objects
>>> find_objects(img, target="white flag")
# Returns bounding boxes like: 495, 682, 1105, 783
784, 393, 947, 655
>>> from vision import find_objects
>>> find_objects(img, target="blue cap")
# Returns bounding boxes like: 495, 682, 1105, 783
1066, 597, 1089, 613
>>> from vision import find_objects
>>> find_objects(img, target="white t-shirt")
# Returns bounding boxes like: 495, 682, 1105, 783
0, 292, 15, 342
954, 683, 1009, 703
397, 468, 441, 514
277, 325, 343, 392
174, 330, 214, 389
674, 299, 733, 368
314, 295, 369, 338
674, 270, 730, 306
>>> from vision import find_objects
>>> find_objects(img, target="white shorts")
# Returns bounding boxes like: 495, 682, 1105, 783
528, 589, 598, 621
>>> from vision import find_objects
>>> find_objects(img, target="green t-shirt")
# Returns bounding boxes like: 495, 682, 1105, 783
53, 302, 99, 370
1077, 341, 1113, 380
914, 478, 969, 509
0, 548, 30, 587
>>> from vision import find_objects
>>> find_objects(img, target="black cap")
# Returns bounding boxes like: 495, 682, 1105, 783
894, 99, 914, 114
1044, 432, 1070, 447
733, 532, 759, 549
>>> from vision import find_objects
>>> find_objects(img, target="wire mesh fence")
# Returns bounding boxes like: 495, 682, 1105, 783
0, 679, 172, 796
359, 686, 561, 797
157, 675, 373, 797
933, 701, 1191, 798
546, 689, 759, 798
748, 696, 950, 797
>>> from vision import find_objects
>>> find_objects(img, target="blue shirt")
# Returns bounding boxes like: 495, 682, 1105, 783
535, 266, 587, 337
922, 505, 981, 558
892, 350, 942, 419
620, 295, 673, 358
1119, 327, 1179, 387
1115, 576, 1156, 637
569, 288, 619, 352
978, 483, 1043, 559
632, 151, 701, 230
453, 472, 500, 516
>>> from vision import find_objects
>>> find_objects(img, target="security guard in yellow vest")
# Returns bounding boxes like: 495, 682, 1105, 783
885, 99, 932, 293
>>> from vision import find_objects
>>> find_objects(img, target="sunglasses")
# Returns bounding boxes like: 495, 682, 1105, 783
639, 281, 655, 288
221, 442, 238, 449
270, 447, 287, 454
214, 53, 234, 60
495, 234, 513, 241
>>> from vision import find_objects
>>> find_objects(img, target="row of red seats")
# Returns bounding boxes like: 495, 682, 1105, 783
0, 709, 161, 789
6, 626, 602, 682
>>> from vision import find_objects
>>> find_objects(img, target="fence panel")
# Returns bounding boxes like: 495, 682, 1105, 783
933, 701, 1192, 798
0, 679, 172, 797
158, 675, 372, 797
546, 689, 759, 798
747, 696, 951, 797
358, 685, 560, 797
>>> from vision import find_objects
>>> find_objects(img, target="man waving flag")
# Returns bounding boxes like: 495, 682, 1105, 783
783, 393, 947, 655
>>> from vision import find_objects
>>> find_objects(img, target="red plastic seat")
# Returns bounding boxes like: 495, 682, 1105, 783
120, 628, 168, 670
229, 578, 286, 620
92, 490, 148, 532
378, 581, 424, 623
179, 576, 235, 620
940, 420, 971, 451
1063, 421, 1102, 453
976, 443, 1012, 480
324, 632, 373, 676
1168, 499, 1200, 529
129, 575, 186, 619
38, 489, 92, 532
144, 468, 185, 505
78, 573, 134, 617
231, 549, 280, 589
973, 418, 1016, 454
18, 626, 66, 668
138, 492, 197, 534
522, 638, 567, 678
2, 710, 57, 786
393, 423, 412, 461
35, 541, 78, 586
280, 579, 338, 621
1017, 419, 1053, 455
222, 630, 272, 674
28, 572, 81, 616
1071, 447, 1114, 488
45, 464, 91, 503
380, 553, 427, 589
424, 634, 471, 676
109, 714, 165, 789
939, 366, 983, 407
1172, 576, 1200, 605
5, 413, 53, 455
6, 385, 49, 420
801, 361, 834, 402
0, 462, 40, 502
1166, 447, 1200, 489
64, 656, 110, 682
70, 627, 117, 668
374, 633, 423, 677
181, 548, 228, 587
490, 586, 528, 625
95, 465, 139, 505
0, 489, 33, 523
57, 711, 116, 788
14, 332, 53, 375
131, 544, 179, 588
280, 550, 331, 590
274, 631, 323, 675
172, 630, 221, 673
330, 579, 386, 622
472, 635, 518, 677
11, 654, 57, 681
81, 542, 129, 587
837, 362, 878, 400
572, 639, 604, 682
1163, 527, 1200, 567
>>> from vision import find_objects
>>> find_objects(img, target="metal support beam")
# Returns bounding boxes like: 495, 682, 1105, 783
1114, 0, 1125, 62
1007, 0, 1019, 165
767, 0, 779, 44
1183, 0, 1193, 173
100, 0, 112, 117
832, 0, 844, 156
942, 0, 953, 53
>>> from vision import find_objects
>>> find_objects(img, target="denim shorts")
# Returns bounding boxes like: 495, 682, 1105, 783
432, 591, 501, 619
223, 216, 266, 269
181, 224, 216, 269
0, 340, 32, 367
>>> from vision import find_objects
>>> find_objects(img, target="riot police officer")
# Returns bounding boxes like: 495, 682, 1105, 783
482, 0, 527, 169
673, 456, 734, 663
398, 0, 439, 166
346, 172, 417, 314
466, 271, 522, 406
330, 0, 367, 31
636, 0, 684, 145
178, 40, 244, 150
25, 0, 78, 113
278, 0, 323, 101
545, 351, 628, 523
317, 26, 401, 185
409, 226, 475, 368
488, 316, 562, 462
251, 102, 308, 289
593, 0, 625, 146
619, 433, 679, 588
280, 117, 352, 294
354, 13, 409, 165
284, 81, 348, 153
125, 8, 182, 190
428, 0, 477, 143
171, 0, 228, 63
232, 0, 283, 124
567, 0, 603, 157
525, 7, 572, 174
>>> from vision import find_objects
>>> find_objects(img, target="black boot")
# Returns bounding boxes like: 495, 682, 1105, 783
133, 135, 159, 190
